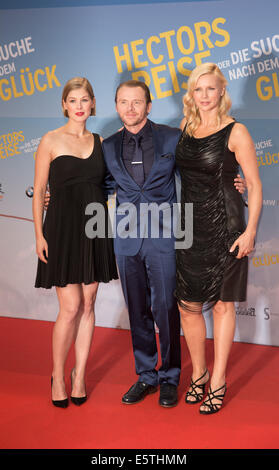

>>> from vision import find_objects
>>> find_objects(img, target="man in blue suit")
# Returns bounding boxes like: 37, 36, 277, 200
102, 80, 181, 407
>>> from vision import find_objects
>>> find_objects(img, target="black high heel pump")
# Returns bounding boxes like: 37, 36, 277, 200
51, 377, 68, 408
70, 369, 87, 406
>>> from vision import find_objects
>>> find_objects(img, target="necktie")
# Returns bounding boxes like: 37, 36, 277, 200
130, 135, 144, 186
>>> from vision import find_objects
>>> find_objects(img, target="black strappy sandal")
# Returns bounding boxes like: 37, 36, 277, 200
185, 369, 209, 404
199, 383, 227, 415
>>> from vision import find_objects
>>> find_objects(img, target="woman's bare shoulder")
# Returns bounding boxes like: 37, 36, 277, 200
37, 127, 66, 159
231, 121, 248, 134
229, 122, 254, 153
41, 126, 63, 141
179, 117, 187, 131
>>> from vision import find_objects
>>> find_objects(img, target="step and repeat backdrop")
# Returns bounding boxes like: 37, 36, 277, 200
0, 0, 278, 345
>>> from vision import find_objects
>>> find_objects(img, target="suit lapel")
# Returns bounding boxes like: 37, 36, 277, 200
113, 129, 124, 170
143, 121, 161, 187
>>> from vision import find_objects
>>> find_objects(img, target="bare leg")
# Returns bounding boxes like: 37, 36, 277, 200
211, 300, 235, 388
200, 300, 235, 412
52, 284, 82, 401
71, 282, 99, 397
179, 303, 209, 402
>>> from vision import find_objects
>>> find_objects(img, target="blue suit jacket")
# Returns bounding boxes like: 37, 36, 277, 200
102, 120, 181, 256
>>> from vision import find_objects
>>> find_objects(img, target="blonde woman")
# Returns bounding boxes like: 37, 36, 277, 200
175, 63, 262, 414
33, 77, 118, 408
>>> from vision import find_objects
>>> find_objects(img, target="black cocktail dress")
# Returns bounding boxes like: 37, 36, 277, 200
35, 133, 118, 289
175, 122, 248, 311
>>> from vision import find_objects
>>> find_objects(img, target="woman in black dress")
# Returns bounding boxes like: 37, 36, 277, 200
175, 63, 262, 414
33, 77, 118, 408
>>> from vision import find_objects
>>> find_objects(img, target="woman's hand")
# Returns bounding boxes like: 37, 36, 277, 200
36, 236, 48, 263
229, 230, 255, 259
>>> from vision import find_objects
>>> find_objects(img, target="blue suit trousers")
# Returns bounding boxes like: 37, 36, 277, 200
116, 238, 181, 387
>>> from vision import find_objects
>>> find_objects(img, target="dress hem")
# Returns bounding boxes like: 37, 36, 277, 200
35, 275, 119, 289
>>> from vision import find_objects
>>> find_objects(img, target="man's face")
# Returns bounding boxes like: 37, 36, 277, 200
115, 85, 152, 132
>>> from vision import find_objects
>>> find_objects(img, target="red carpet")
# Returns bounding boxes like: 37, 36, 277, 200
0, 316, 278, 450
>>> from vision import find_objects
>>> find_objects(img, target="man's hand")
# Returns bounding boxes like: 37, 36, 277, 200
234, 174, 247, 194
44, 189, 50, 210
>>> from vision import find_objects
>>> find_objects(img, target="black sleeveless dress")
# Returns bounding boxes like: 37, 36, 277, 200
175, 122, 248, 311
35, 133, 118, 289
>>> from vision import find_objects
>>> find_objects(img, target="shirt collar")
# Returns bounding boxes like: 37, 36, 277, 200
124, 119, 151, 143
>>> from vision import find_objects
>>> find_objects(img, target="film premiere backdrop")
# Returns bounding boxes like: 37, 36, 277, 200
0, 0, 278, 346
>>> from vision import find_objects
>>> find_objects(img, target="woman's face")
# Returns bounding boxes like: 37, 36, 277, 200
192, 73, 225, 113
63, 87, 95, 121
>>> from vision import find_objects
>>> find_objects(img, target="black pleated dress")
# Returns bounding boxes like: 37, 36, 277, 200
175, 122, 248, 311
35, 133, 118, 289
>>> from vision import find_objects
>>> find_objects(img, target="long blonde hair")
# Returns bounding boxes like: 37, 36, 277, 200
62, 77, 95, 117
182, 63, 232, 136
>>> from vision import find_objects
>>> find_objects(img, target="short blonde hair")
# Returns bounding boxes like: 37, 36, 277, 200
62, 77, 95, 117
182, 63, 232, 136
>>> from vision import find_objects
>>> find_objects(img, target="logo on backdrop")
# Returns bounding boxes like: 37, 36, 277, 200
255, 137, 279, 168
236, 306, 279, 321
0, 131, 24, 159
264, 307, 279, 320
236, 306, 256, 317
262, 200, 279, 207
218, 34, 279, 102
0, 131, 41, 161
25, 186, 34, 198
252, 253, 279, 267
113, 20, 279, 104
0, 36, 61, 102
113, 17, 231, 100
